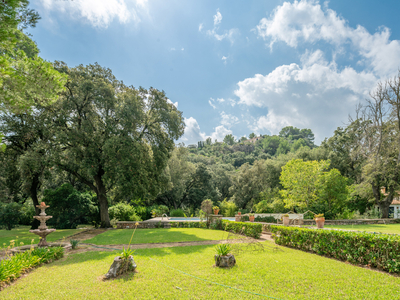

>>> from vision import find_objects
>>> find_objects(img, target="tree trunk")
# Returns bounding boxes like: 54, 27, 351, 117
30, 172, 41, 229
372, 183, 394, 218
94, 170, 111, 228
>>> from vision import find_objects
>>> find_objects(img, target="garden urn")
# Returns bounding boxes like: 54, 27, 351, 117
249, 215, 255, 222
282, 216, 290, 226
315, 217, 325, 229
214, 209, 219, 215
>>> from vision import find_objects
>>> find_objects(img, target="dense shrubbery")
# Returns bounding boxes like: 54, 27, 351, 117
254, 216, 277, 223
170, 221, 207, 228
0, 246, 64, 287
222, 220, 262, 239
170, 209, 185, 217
109, 203, 141, 221
270, 226, 400, 273
0, 202, 22, 230
42, 184, 100, 229
219, 199, 237, 217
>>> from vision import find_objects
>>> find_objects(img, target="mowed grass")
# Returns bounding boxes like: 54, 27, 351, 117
84, 228, 231, 245
2, 241, 400, 299
0, 226, 85, 247
324, 223, 400, 235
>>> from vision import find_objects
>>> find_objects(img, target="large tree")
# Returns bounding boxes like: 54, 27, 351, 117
51, 62, 184, 227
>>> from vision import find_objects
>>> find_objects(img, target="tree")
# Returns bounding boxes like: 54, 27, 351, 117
248, 133, 256, 139
50, 63, 184, 227
223, 134, 235, 145
0, 1, 67, 112
0, 202, 22, 230
280, 159, 330, 210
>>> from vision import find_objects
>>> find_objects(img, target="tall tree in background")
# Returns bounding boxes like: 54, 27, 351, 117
223, 134, 235, 145
51, 63, 184, 227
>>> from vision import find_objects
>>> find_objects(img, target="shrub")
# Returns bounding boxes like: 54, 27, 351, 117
170, 209, 185, 217
149, 205, 169, 217
201, 199, 213, 215
19, 200, 35, 226
0, 202, 22, 230
254, 216, 277, 223
241, 215, 249, 222
109, 203, 141, 221
170, 221, 207, 229
221, 220, 262, 239
270, 226, 400, 273
219, 199, 237, 217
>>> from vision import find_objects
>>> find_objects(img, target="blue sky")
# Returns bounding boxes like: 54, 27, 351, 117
29, 0, 400, 145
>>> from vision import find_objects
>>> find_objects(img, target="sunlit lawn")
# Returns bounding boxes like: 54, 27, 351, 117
84, 228, 232, 245
2, 241, 400, 299
324, 223, 400, 235
0, 226, 85, 247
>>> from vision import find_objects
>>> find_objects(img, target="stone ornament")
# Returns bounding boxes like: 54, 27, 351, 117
105, 256, 137, 279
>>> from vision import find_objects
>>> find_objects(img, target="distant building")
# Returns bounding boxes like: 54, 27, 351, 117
246, 136, 262, 144
378, 187, 400, 218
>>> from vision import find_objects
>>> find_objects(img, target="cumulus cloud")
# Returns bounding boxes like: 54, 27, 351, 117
213, 9, 222, 26
208, 98, 217, 109
220, 111, 239, 128
38, 0, 147, 28
257, 0, 400, 76
198, 23, 204, 32
179, 117, 233, 144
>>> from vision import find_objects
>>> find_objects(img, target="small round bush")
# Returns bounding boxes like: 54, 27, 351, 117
170, 209, 185, 217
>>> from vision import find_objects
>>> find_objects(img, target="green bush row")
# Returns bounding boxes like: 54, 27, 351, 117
222, 220, 262, 239
270, 226, 400, 273
170, 221, 207, 229
0, 247, 64, 287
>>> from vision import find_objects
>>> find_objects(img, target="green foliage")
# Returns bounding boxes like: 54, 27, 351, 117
200, 199, 213, 215
219, 199, 237, 217
223, 134, 235, 145
0, 202, 22, 230
215, 243, 232, 256
254, 216, 277, 223
221, 220, 262, 239
42, 184, 99, 229
0, 245, 63, 286
18, 200, 35, 226
270, 226, 400, 273
169, 221, 208, 229
70, 239, 79, 249
150, 205, 169, 217
169, 209, 185, 217
109, 203, 141, 222
121, 247, 135, 260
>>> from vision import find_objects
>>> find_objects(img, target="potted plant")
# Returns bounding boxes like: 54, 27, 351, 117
249, 213, 255, 222
213, 206, 220, 215
281, 214, 290, 226
237, 211, 242, 216
314, 213, 325, 229
214, 243, 236, 268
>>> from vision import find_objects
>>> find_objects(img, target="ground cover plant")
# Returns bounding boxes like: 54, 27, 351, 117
325, 224, 400, 235
83, 228, 231, 245
0, 226, 85, 246
2, 241, 400, 299
271, 225, 400, 273
0, 246, 63, 289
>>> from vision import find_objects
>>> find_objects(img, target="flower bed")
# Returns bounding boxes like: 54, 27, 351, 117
0, 247, 64, 288
269, 225, 400, 273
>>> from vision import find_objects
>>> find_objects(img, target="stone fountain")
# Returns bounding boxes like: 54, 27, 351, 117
29, 202, 56, 247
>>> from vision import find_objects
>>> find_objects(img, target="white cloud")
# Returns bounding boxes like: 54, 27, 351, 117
204, 9, 239, 44
208, 98, 216, 109
235, 50, 378, 142
179, 117, 232, 144
39, 0, 147, 28
217, 98, 225, 103
198, 23, 204, 32
167, 99, 178, 108
222, 56, 228, 64
213, 9, 222, 26
257, 0, 400, 76
220, 111, 239, 128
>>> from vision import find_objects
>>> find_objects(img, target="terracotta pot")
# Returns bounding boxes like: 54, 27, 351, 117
238, 212, 241, 216
249, 215, 255, 222
214, 209, 219, 215
282, 216, 290, 226
315, 217, 325, 229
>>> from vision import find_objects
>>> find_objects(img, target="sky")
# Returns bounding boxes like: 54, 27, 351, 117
29, 0, 400, 145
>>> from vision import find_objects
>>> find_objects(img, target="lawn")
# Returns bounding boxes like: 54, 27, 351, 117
324, 223, 400, 235
84, 228, 232, 245
0, 226, 85, 247
2, 240, 400, 299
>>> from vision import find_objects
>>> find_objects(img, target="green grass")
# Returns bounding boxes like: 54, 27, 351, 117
2, 241, 400, 299
0, 226, 85, 247
84, 228, 231, 245
324, 223, 400, 235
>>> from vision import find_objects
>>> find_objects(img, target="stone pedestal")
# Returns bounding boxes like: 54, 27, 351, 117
235, 214, 242, 222
105, 256, 137, 279
214, 254, 236, 268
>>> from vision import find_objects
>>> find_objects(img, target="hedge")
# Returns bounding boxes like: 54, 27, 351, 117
270, 225, 400, 273
169, 220, 262, 239
222, 220, 262, 239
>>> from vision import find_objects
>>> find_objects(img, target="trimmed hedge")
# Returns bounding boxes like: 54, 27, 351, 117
222, 220, 262, 239
270, 226, 400, 273
170, 221, 207, 229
